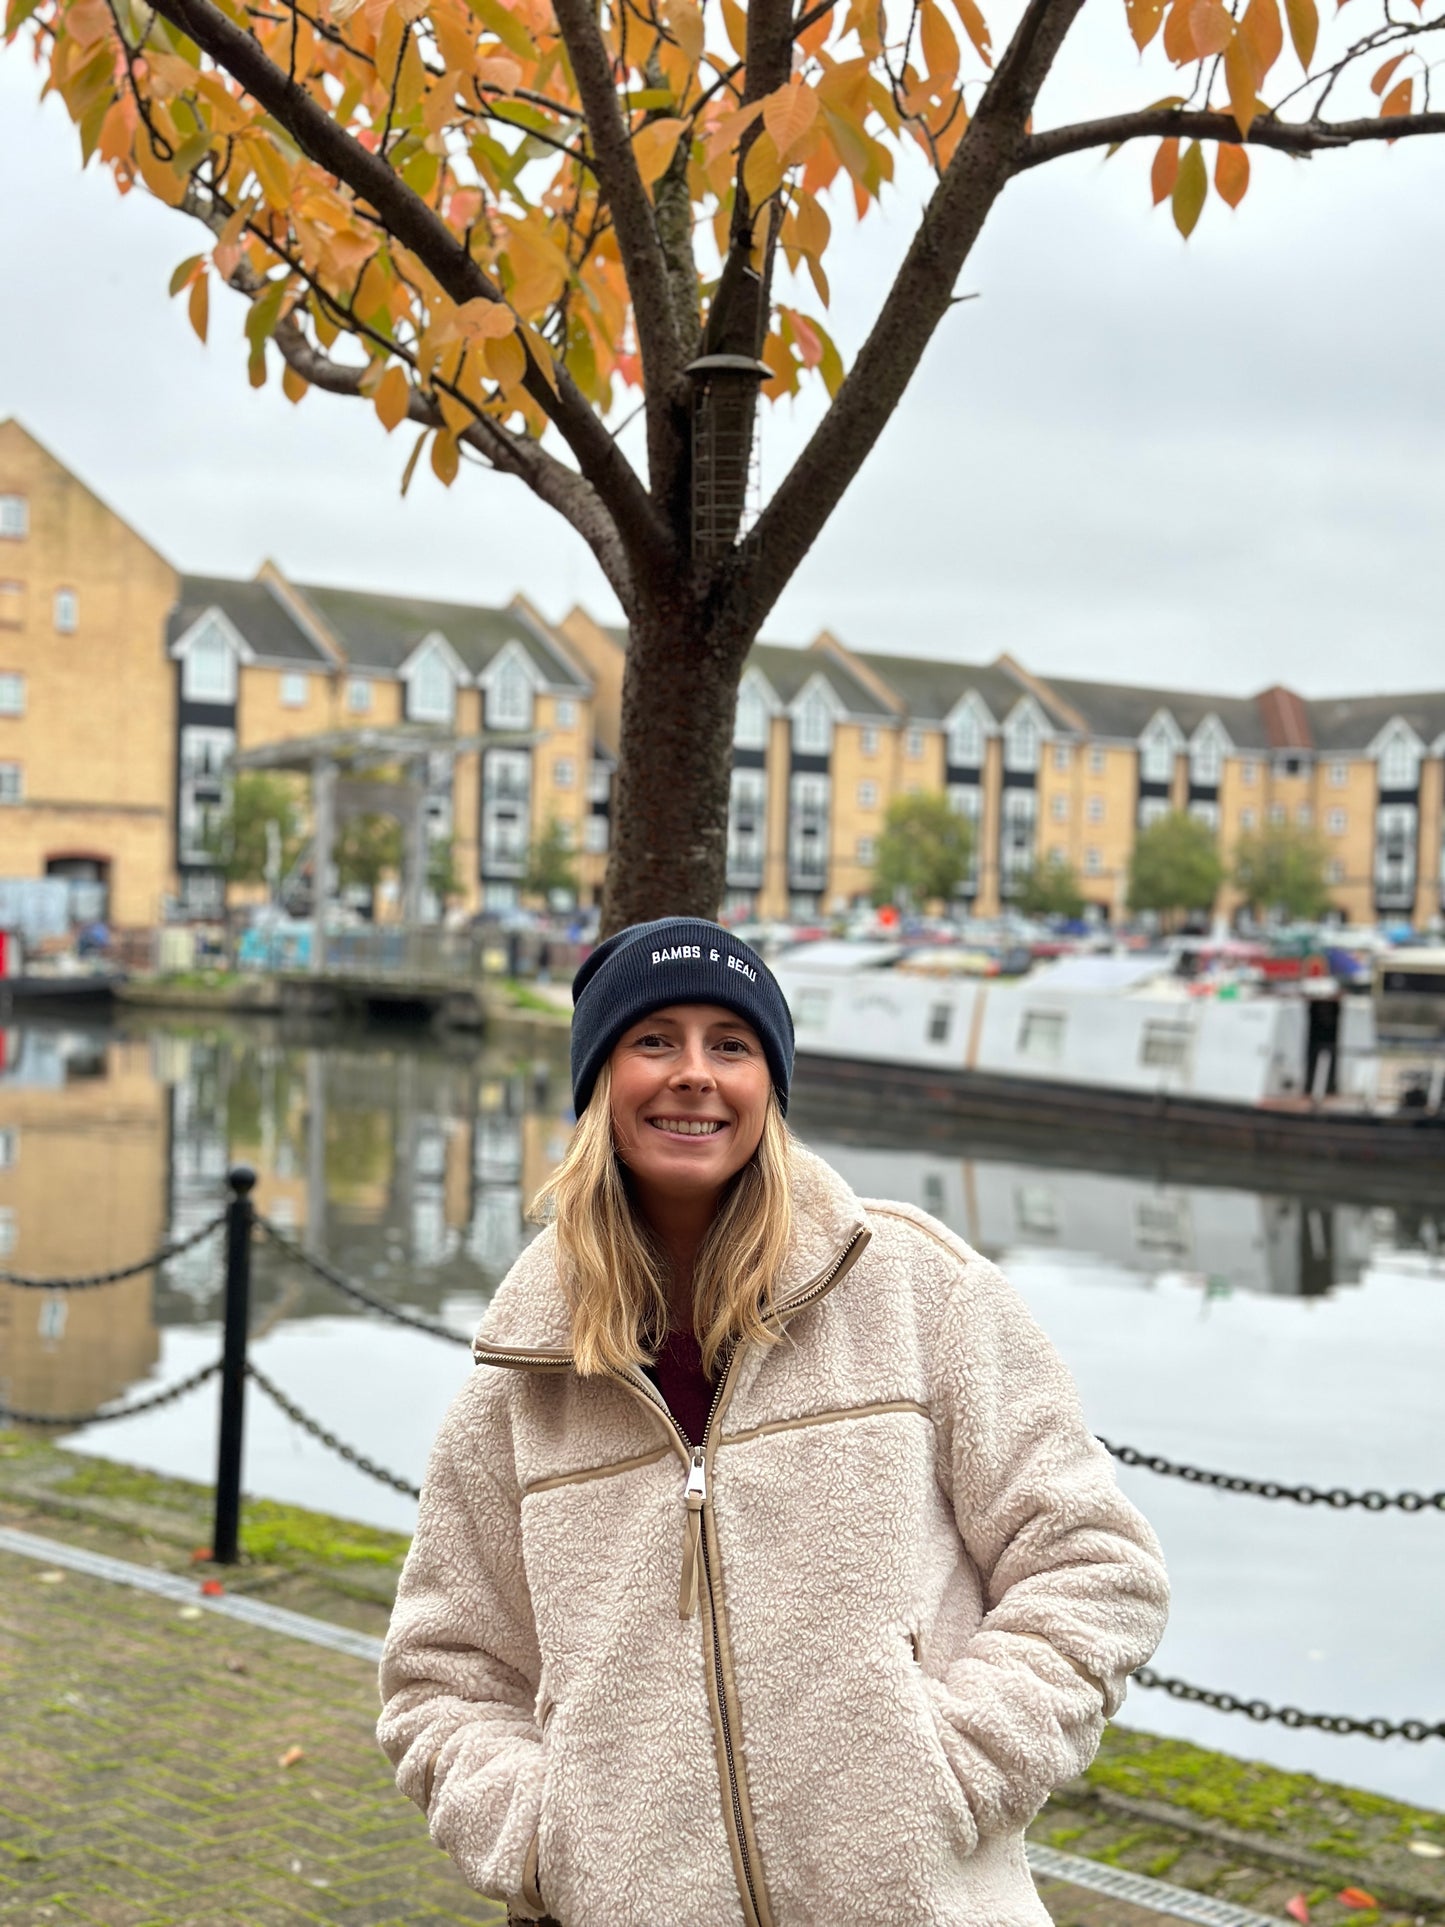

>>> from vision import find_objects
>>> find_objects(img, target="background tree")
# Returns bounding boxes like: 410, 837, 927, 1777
523, 817, 580, 905
1017, 852, 1085, 920
1128, 811, 1225, 924
1231, 821, 1334, 923
202, 772, 303, 887
427, 835, 462, 911
335, 812, 403, 904
871, 792, 974, 909
17, 0, 1445, 931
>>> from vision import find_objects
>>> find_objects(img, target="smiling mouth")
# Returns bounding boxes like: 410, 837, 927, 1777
647, 1118, 728, 1136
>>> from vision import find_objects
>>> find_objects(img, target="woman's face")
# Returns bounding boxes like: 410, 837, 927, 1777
608, 1003, 771, 1209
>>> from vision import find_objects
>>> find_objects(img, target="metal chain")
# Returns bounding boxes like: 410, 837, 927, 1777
0, 1357, 224, 1429
246, 1362, 422, 1498
254, 1217, 470, 1347
1101, 1439, 1445, 1514
1131, 1667, 1445, 1742
0, 1213, 227, 1291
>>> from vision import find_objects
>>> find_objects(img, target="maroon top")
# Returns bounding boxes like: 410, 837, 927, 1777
645, 1326, 715, 1448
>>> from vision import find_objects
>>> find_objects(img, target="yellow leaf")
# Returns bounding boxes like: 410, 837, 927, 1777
1224, 35, 1260, 133
918, 1, 959, 87
187, 272, 209, 344
1172, 138, 1207, 237
632, 116, 689, 189
282, 363, 308, 405
483, 329, 527, 390
399, 427, 428, 497
742, 128, 784, 207
1150, 135, 1179, 204
1239, 0, 1282, 82
132, 131, 188, 208
1125, 0, 1165, 50
395, 31, 426, 117
1214, 140, 1249, 206
454, 297, 517, 341
762, 80, 819, 161
662, 0, 704, 70
1283, 0, 1317, 65
431, 430, 460, 486
374, 363, 411, 431
247, 136, 292, 212
720, 0, 748, 57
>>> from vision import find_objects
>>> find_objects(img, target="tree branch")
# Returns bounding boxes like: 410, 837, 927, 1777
143, 0, 669, 578
1016, 104, 1445, 168
743, 0, 1084, 624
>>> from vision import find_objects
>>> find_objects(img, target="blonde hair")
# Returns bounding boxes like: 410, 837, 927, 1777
531, 1062, 794, 1379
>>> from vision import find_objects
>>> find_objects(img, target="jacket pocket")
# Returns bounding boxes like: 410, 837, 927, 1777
520, 1830, 545, 1913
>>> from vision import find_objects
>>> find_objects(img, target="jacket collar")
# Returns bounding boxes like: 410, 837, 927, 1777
473, 1141, 870, 1365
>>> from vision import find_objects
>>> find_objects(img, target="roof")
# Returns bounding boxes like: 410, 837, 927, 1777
169, 575, 331, 665
1036, 675, 1273, 749
290, 584, 587, 686
851, 651, 1029, 726
1306, 690, 1445, 752
747, 642, 887, 716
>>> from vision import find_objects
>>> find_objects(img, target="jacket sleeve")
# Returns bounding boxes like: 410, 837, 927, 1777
927, 1245, 1170, 1842
377, 1386, 548, 1916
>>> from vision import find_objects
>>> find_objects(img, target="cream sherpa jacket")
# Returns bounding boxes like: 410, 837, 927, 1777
377, 1145, 1169, 1927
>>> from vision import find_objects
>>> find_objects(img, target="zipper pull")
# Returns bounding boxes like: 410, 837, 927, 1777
678, 1449, 706, 1620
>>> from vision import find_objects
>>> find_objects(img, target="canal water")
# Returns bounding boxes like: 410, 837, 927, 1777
1, 1011, 1441, 1809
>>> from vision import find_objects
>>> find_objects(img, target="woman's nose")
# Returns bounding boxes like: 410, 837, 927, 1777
669, 1043, 714, 1087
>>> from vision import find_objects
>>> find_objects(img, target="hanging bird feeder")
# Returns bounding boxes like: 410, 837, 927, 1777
686, 354, 771, 562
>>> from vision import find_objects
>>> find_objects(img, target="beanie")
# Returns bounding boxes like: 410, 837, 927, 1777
570, 917, 794, 1116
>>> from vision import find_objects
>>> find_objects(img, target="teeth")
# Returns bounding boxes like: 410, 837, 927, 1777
650, 1119, 725, 1135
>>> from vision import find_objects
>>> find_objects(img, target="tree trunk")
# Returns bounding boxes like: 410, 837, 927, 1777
600, 592, 755, 934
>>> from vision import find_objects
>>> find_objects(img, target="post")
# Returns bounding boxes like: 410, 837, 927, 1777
312, 756, 335, 975
212, 1165, 256, 1565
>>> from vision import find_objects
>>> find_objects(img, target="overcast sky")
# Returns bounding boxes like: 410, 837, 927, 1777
3, 4, 1444, 699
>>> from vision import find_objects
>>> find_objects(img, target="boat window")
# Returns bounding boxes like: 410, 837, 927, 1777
1014, 1185, 1058, 1237
1135, 1196, 1188, 1254
1140, 1022, 1192, 1069
794, 986, 832, 1031
928, 1003, 953, 1044
1018, 1011, 1065, 1060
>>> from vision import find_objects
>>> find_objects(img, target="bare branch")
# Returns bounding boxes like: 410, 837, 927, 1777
1016, 103, 1445, 168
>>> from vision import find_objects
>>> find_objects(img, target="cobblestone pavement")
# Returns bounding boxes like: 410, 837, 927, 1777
0, 1547, 502, 1927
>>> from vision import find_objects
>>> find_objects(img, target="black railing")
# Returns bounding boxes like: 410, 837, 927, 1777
1, 1165, 1443, 1743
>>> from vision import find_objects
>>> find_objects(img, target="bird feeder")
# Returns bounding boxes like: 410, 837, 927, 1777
686, 354, 771, 561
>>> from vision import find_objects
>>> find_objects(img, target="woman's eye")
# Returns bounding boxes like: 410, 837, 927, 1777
716, 1037, 751, 1054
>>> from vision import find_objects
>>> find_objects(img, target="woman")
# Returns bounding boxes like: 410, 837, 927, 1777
378, 916, 1169, 1927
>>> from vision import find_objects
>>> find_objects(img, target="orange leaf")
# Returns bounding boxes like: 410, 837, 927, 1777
374, 364, 411, 432
431, 430, 460, 486
1239, 0, 1283, 81
277, 1744, 305, 1768
762, 79, 819, 161
742, 128, 785, 207
1285, 1899, 1310, 1925
1370, 51, 1407, 93
1189, 0, 1233, 54
1214, 140, 1249, 206
199, 1577, 225, 1596
1283, 0, 1318, 65
720, 0, 747, 57
918, 0, 960, 87
187, 272, 209, 345
632, 117, 689, 189
1224, 33, 1261, 131
454, 297, 517, 342
1162, 0, 1196, 63
1337, 1893, 1379, 1912
1172, 137, 1207, 236
1126, 0, 1166, 48
1151, 135, 1180, 204
948, 0, 993, 64
1380, 74, 1413, 117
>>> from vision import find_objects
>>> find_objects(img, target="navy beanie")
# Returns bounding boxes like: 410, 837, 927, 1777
570, 917, 794, 1115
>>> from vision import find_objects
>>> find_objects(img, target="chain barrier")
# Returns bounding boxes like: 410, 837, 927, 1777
0, 1212, 227, 1292
1101, 1439, 1445, 1514
254, 1216, 471, 1347
246, 1362, 421, 1498
0, 1357, 224, 1429
1131, 1667, 1445, 1742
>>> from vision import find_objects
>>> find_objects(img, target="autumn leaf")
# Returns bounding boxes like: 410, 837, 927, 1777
762, 80, 819, 162
1380, 74, 1413, 117
1214, 141, 1249, 206
1239, 0, 1283, 82
631, 117, 688, 190
1172, 138, 1207, 235
948, 0, 993, 64
1336, 1891, 1379, 1912
1189, 0, 1234, 55
743, 128, 785, 207
1125, 0, 1166, 48
1151, 135, 1180, 204
1284, 1899, 1310, 1925
1370, 51, 1408, 92
1284, 0, 1318, 65
199, 1577, 226, 1596
187, 272, 209, 344
373, 363, 411, 431
278, 1744, 306, 1768
1224, 34, 1262, 132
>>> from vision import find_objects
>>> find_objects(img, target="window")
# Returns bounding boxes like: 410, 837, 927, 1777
1269, 803, 1286, 826
583, 815, 609, 854
858, 779, 878, 809
487, 653, 532, 730
1329, 761, 1348, 788
0, 582, 23, 629
856, 835, 875, 864
181, 727, 235, 781
1296, 804, 1313, 827
927, 1003, 953, 1044
0, 673, 24, 716
409, 649, 455, 723
1084, 846, 1102, 874
1241, 759, 1257, 786
1018, 1010, 1065, 1061
789, 771, 829, 885
1002, 787, 1036, 888
1141, 1021, 1191, 1069
905, 726, 924, 761
794, 985, 832, 1031
183, 621, 236, 702
861, 726, 879, 757
1328, 809, 1347, 836
1139, 726, 1174, 783
281, 671, 308, 708
0, 763, 24, 803
555, 697, 577, 728
1047, 843, 1066, 864
0, 496, 27, 539
1190, 800, 1220, 833
0, 1207, 14, 1257
1004, 707, 1040, 773
1052, 743, 1071, 772
346, 676, 372, 714
948, 706, 983, 768
1380, 732, 1418, 789
1135, 1195, 1189, 1255
553, 757, 575, 789
54, 588, 78, 634
793, 688, 832, 756
1088, 746, 1106, 776
0, 1127, 16, 1168
1240, 807, 1256, 830
734, 679, 769, 750
1139, 797, 1169, 829
1190, 729, 1222, 786
728, 767, 766, 882
1014, 1185, 1058, 1239
1328, 859, 1345, 884
1050, 794, 1068, 822
1086, 795, 1104, 823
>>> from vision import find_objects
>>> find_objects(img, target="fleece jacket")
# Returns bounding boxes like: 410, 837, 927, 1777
376, 1144, 1170, 1927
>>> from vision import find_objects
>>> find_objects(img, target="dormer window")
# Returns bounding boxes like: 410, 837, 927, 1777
1003, 706, 1040, 774
183, 620, 236, 703
734, 679, 769, 750
793, 686, 832, 755
1140, 724, 1175, 784
487, 653, 532, 730
948, 706, 983, 768
1380, 731, 1419, 790
410, 650, 455, 724
1190, 726, 1223, 787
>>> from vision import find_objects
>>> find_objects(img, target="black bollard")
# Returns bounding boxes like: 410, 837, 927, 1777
212, 1165, 256, 1565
